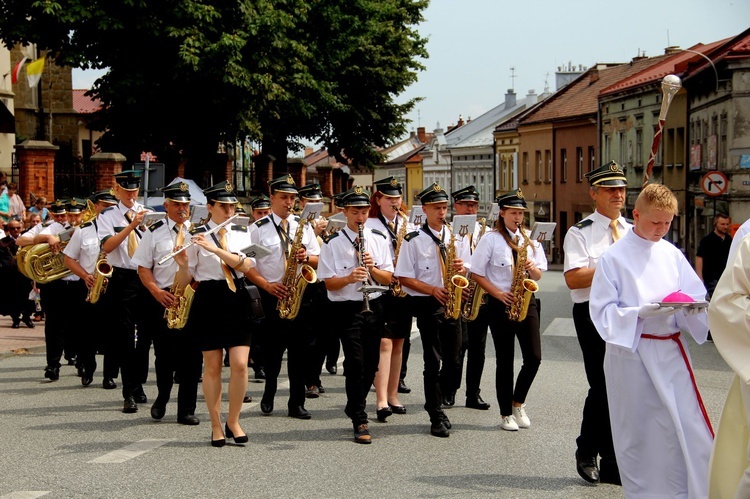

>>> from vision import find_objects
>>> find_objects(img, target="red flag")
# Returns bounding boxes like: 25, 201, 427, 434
11, 57, 27, 85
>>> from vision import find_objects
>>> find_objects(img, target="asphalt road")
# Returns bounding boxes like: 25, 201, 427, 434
0, 271, 734, 498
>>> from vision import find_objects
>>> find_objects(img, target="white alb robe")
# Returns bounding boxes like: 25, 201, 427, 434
590, 229, 712, 499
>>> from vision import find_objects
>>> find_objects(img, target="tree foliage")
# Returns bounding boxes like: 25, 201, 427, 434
0, 0, 428, 169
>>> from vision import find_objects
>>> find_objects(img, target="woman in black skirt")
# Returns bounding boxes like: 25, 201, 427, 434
184, 181, 254, 447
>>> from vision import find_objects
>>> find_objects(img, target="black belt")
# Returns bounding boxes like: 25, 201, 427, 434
113, 267, 138, 275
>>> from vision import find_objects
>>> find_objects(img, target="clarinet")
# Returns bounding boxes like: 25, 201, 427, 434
358, 223, 373, 315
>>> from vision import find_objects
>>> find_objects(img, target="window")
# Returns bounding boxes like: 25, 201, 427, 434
522, 152, 529, 183
603, 134, 611, 162
545, 150, 552, 182
560, 149, 567, 183
589, 146, 596, 172
536, 151, 542, 182
652, 124, 662, 166
619, 132, 627, 167
635, 128, 643, 168
720, 113, 728, 169
576, 147, 583, 182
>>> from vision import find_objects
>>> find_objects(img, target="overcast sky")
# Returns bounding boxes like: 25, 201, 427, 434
74, 0, 749, 142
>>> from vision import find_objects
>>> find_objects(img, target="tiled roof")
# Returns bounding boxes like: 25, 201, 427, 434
600, 40, 730, 97
383, 144, 425, 165
72, 89, 101, 114
520, 58, 668, 125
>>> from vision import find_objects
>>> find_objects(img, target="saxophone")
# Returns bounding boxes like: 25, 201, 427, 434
462, 218, 489, 321
86, 255, 113, 304
443, 221, 469, 320
164, 278, 196, 329
390, 213, 408, 297
507, 224, 539, 322
277, 217, 317, 320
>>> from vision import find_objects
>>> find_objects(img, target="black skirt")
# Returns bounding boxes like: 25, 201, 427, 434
186, 280, 252, 352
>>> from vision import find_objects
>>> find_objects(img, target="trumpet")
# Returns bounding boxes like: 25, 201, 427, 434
158, 215, 239, 265
357, 224, 389, 314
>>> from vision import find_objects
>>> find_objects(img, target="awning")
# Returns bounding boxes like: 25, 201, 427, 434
0, 101, 15, 134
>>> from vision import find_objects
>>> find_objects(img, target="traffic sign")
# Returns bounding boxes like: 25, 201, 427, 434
701, 171, 728, 196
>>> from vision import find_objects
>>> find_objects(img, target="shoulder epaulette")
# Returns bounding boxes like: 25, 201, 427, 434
404, 230, 420, 242
322, 232, 340, 244
189, 225, 208, 234
41, 220, 53, 227
231, 224, 247, 232
573, 219, 594, 230
624, 218, 634, 225
100, 206, 115, 215
370, 228, 387, 239
294, 216, 301, 222
79, 220, 95, 229
254, 218, 270, 228
149, 220, 165, 232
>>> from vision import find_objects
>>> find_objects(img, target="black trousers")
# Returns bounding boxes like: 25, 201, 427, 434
107, 267, 151, 400
42, 279, 84, 369
330, 299, 383, 426
463, 302, 492, 399
573, 302, 617, 466
257, 289, 307, 408
410, 295, 461, 423
487, 296, 541, 416
301, 282, 335, 388
142, 290, 202, 416
67, 280, 98, 375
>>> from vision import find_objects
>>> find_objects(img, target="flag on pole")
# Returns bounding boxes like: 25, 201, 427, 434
26, 57, 45, 88
11, 57, 28, 85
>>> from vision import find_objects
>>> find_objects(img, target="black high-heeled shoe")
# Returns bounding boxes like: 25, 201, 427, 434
376, 406, 392, 422
225, 423, 248, 444
211, 431, 226, 447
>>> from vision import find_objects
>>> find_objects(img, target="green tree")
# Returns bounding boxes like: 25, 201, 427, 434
0, 0, 427, 175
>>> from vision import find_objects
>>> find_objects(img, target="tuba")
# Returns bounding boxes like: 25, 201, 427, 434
507, 224, 539, 322
18, 199, 98, 284
164, 279, 196, 329
86, 256, 113, 304
443, 220, 469, 320
277, 216, 317, 320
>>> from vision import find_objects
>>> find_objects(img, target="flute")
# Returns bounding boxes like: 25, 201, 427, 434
157, 214, 240, 265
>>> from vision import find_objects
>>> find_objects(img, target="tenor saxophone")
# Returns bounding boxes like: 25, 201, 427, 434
277, 217, 317, 320
164, 278, 196, 329
507, 225, 539, 322
443, 221, 469, 320
86, 256, 113, 304
462, 218, 489, 321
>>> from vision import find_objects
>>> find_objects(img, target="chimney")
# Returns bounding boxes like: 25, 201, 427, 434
417, 126, 426, 143
505, 89, 517, 108
526, 89, 537, 104
457, 114, 464, 127
304, 146, 313, 158
590, 68, 599, 84
664, 45, 681, 55
410, 130, 416, 138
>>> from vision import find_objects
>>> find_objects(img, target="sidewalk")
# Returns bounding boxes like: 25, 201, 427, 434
0, 315, 46, 358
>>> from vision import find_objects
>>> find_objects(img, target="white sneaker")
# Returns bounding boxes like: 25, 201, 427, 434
500, 415, 519, 431
513, 405, 531, 428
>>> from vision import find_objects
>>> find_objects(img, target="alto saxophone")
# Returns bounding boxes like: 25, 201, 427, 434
507, 224, 539, 322
443, 221, 469, 320
390, 213, 408, 297
277, 217, 317, 320
86, 255, 113, 304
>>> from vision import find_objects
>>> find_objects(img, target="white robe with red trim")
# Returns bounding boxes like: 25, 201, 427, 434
590, 230, 712, 499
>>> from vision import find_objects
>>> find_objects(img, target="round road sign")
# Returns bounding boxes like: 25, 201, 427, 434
701, 171, 728, 196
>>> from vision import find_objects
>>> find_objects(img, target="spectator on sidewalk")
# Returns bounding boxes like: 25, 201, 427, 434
29, 197, 49, 222
696, 213, 732, 299
7, 183, 26, 222
0, 219, 35, 328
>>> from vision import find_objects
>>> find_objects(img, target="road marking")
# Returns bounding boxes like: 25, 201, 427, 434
88, 439, 173, 464
542, 318, 577, 337
0, 493, 50, 499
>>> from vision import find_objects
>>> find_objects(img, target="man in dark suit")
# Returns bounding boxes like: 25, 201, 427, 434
0, 219, 35, 328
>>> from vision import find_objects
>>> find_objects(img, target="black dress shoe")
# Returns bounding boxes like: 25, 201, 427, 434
466, 395, 491, 410
66, 356, 77, 366
430, 421, 450, 438
134, 391, 148, 404
389, 404, 407, 414
354, 423, 371, 444
288, 406, 312, 420
254, 368, 266, 380
23, 318, 35, 328
326, 364, 337, 375
150, 402, 166, 420
305, 385, 320, 399
44, 366, 60, 381
442, 392, 455, 407
225, 423, 248, 443
441, 414, 452, 430
177, 414, 200, 426
211, 432, 226, 447
11, 322, 19, 329
81, 372, 94, 386
398, 380, 411, 393
243, 394, 253, 403
317, 384, 325, 394
123, 397, 138, 414
376, 406, 392, 422
102, 378, 117, 390
260, 397, 273, 414
575, 450, 600, 484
